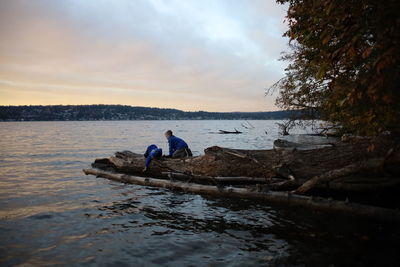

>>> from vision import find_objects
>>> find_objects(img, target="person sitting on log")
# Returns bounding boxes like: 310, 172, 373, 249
164, 130, 192, 158
143, 144, 162, 172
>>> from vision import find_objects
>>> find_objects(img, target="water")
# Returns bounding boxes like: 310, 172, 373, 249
0, 121, 398, 266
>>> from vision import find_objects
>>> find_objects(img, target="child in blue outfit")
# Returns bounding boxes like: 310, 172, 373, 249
143, 144, 162, 172
164, 130, 192, 158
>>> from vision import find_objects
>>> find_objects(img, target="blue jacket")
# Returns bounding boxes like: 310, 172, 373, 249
168, 135, 188, 156
144, 145, 162, 168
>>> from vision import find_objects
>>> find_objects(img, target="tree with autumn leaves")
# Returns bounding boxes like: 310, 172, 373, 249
274, 0, 399, 135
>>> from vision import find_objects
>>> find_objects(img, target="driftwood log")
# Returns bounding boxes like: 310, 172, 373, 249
294, 158, 386, 194
85, 136, 400, 217
91, 138, 400, 191
83, 168, 400, 222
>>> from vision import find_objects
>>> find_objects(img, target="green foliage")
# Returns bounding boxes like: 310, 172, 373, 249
274, 0, 400, 135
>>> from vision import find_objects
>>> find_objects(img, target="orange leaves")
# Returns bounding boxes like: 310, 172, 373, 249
275, 0, 400, 136
321, 28, 332, 45
376, 60, 387, 74
322, 35, 331, 45
367, 143, 375, 152
316, 65, 327, 80
362, 47, 373, 59
367, 78, 383, 100
325, 1, 335, 16
382, 94, 393, 104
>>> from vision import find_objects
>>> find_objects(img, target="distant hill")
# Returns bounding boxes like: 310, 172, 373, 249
0, 105, 295, 121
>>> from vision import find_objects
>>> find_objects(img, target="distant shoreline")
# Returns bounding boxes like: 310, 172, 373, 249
0, 105, 296, 121
0, 119, 288, 122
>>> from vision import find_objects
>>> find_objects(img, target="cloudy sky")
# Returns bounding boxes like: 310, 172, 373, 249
0, 0, 288, 111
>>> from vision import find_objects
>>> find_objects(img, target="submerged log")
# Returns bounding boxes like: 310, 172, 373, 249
83, 168, 400, 222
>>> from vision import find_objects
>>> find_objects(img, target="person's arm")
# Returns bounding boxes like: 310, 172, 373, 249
144, 151, 155, 171
168, 138, 174, 156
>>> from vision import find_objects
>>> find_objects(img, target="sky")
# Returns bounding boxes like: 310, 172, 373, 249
0, 0, 289, 112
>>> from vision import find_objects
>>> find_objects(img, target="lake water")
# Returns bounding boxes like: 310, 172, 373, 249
0, 120, 398, 266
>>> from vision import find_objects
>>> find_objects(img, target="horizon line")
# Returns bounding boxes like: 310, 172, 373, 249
0, 104, 284, 113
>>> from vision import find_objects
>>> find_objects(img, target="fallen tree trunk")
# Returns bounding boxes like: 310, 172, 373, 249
83, 168, 400, 222
161, 172, 269, 184
89, 136, 400, 205
295, 158, 385, 194
109, 138, 397, 180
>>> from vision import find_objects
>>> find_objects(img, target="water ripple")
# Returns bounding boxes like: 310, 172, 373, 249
0, 121, 399, 266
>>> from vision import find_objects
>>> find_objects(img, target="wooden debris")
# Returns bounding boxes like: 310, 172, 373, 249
83, 168, 400, 222
295, 158, 386, 194
84, 136, 400, 219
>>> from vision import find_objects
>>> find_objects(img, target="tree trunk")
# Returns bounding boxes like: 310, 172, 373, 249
91, 137, 400, 191
295, 158, 385, 194
161, 172, 269, 184
87, 137, 400, 213
83, 168, 400, 222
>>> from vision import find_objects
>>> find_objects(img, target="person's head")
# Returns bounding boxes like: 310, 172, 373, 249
164, 130, 173, 139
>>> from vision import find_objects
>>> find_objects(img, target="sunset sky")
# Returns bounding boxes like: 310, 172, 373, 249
0, 0, 288, 112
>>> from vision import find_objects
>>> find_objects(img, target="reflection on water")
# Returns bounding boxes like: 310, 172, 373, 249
0, 121, 399, 266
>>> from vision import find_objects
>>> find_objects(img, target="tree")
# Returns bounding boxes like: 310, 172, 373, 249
273, 0, 400, 135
